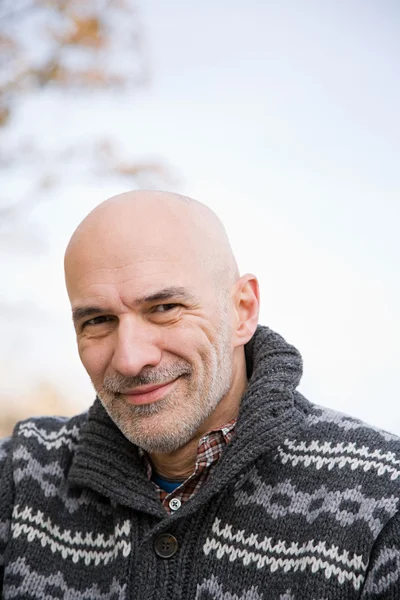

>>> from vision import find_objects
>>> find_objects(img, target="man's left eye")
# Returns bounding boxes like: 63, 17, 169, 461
153, 304, 180, 313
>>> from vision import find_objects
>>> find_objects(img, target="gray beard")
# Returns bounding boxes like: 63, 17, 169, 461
95, 314, 233, 453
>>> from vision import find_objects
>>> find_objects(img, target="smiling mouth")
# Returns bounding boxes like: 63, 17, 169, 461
120, 379, 178, 406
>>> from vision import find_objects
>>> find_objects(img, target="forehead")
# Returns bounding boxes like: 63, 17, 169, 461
66, 242, 210, 305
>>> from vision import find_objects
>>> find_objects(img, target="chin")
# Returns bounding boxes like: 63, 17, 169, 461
121, 417, 199, 454
127, 432, 191, 454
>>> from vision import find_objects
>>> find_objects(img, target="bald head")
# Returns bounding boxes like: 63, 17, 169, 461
64, 191, 260, 455
65, 190, 239, 300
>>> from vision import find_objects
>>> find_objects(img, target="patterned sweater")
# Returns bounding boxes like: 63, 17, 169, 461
1, 326, 400, 600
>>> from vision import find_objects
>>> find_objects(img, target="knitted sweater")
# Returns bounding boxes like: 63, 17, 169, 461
1, 326, 400, 600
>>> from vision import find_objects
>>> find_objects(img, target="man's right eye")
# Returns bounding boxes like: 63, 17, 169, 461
82, 316, 114, 328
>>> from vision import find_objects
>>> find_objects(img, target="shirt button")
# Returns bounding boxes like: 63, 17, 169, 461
169, 498, 181, 511
154, 533, 179, 558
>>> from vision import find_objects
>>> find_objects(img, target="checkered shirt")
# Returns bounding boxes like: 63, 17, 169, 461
139, 419, 237, 514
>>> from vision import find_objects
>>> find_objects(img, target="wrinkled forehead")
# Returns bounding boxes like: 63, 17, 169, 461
64, 196, 235, 305
65, 237, 213, 304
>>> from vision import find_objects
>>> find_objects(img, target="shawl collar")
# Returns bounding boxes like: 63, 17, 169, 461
68, 326, 304, 517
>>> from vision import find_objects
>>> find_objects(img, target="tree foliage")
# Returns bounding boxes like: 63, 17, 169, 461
0, 0, 168, 223
0, 0, 146, 123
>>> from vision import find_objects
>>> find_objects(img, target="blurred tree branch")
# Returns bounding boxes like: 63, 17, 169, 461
0, 0, 147, 118
0, 0, 171, 231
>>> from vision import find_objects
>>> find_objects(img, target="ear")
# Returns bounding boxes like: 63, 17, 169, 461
231, 274, 260, 348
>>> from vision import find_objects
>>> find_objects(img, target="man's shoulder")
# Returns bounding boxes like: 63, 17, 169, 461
281, 396, 400, 495
298, 399, 400, 448
9, 410, 89, 458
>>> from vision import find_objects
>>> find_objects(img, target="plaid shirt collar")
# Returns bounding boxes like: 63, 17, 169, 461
138, 418, 237, 512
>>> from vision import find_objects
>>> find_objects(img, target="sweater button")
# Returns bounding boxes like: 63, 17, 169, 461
154, 533, 179, 558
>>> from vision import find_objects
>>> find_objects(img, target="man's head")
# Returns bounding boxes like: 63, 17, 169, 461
64, 190, 259, 453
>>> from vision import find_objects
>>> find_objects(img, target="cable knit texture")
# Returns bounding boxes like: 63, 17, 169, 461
1, 325, 400, 599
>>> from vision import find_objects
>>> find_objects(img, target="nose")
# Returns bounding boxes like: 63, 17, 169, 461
111, 315, 162, 377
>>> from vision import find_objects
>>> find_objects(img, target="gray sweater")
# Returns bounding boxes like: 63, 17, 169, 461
1, 326, 400, 599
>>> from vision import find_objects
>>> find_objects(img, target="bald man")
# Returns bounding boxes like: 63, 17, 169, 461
1, 191, 400, 600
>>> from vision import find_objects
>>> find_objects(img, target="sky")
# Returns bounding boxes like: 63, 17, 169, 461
1, 1, 399, 431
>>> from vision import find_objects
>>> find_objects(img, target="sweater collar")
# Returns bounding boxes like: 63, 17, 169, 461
68, 325, 303, 517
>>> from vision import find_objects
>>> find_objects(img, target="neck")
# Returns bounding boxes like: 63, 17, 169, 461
149, 355, 247, 480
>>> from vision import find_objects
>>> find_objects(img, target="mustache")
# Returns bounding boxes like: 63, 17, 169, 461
102, 363, 192, 393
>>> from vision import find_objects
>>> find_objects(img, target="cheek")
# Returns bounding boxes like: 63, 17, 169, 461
168, 324, 216, 367
78, 340, 111, 383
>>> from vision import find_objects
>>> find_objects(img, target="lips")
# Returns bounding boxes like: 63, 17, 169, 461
120, 379, 177, 406
128, 382, 171, 395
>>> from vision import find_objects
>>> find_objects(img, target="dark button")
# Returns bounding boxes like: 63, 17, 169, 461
154, 533, 179, 558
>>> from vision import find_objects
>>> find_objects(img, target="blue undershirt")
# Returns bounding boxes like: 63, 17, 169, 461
152, 473, 183, 493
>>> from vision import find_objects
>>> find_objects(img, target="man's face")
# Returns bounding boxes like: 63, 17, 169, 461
70, 250, 235, 453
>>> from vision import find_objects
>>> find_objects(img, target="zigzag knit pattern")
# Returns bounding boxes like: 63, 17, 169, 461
1, 326, 400, 599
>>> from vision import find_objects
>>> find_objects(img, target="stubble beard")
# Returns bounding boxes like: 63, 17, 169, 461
95, 323, 233, 454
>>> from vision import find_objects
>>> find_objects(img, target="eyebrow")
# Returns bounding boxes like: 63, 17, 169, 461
72, 286, 196, 324
133, 286, 196, 306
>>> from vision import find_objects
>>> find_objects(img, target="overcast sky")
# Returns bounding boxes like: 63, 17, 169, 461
1, 0, 399, 432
